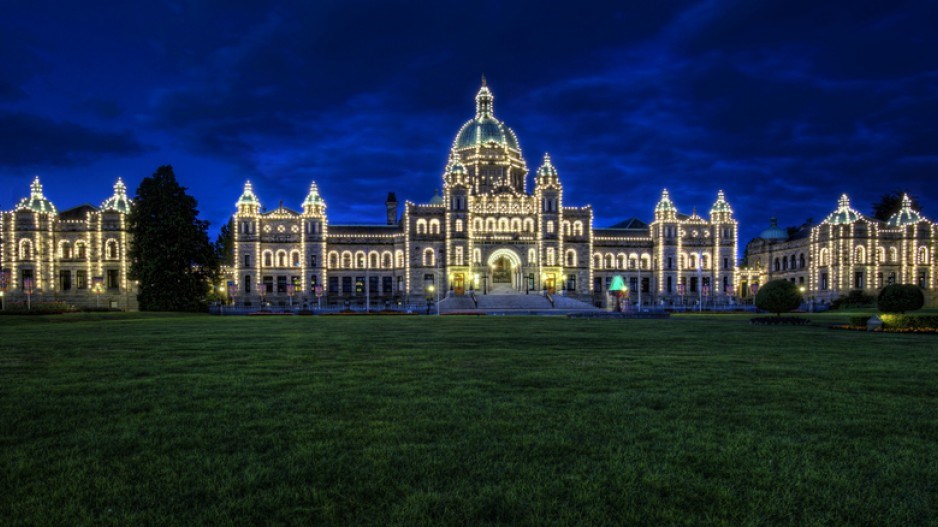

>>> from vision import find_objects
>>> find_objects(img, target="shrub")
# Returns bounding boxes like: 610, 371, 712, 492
879, 314, 938, 330
755, 279, 803, 316
750, 316, 809, 326
832, 290, 875, 310
0, 301, 77, 315
877, 284, 925, 314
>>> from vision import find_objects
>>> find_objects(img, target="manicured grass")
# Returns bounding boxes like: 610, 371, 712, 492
1, 313, 936, 526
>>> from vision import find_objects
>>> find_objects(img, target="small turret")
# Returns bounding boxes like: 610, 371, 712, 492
709, 190, 733, 221
101, 178, 133, 214
236, 180, 261, 215
654, 189, 677, 221
534, 153, 561, 190
887, 194, 925, 226
302, 181, 326, 217
15, 176, 56, 214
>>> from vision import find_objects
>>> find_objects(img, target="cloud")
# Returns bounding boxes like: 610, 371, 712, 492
0, 111, 149, 168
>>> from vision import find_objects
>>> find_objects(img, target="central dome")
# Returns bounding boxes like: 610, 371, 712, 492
452, 79, 521, 151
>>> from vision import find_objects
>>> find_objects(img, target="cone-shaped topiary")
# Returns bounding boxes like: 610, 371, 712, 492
755, 279, 803, 316
877, 284, 925, 314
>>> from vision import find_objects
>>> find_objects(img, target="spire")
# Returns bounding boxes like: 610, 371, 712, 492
710, 189, 733, 216
236, 180, 261, 212
302, 181, 325, 211
655, 189, 677, 216
535, 152, 560, 189
475, 77, 494, 118
101, 177, 132, 213
15, 176, 56, 214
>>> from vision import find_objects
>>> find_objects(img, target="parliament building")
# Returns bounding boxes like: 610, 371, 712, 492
1, 80, 934, 310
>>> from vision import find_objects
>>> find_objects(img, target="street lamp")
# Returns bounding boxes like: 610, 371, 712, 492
426, 284, 435, 315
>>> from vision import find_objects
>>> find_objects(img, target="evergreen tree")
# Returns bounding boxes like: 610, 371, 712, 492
215, 218, 234, 267
872, 191, 921, 221
128, 165, 216, 311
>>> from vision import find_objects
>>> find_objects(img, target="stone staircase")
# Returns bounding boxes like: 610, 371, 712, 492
438, 291, 600, 315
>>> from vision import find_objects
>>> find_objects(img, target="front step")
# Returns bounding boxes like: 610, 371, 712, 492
438, 292, 600, 315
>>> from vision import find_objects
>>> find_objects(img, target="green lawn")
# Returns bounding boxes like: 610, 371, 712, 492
1, 313, 936, 526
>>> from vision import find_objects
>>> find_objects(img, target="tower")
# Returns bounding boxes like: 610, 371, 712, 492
385, 192, 398, 226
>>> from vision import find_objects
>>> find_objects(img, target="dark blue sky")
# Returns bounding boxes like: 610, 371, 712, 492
2, 0, 936, 243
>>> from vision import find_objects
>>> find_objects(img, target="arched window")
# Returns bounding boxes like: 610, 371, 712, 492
565, 249, 577, 267
485, 218, 496, 232
605, 253, 614, 269
889, 247, 898, 263
429, 219, 440, 235
416, 219, 427, 234
423, 248, 435, 267
276, 250, 287, 267
455, 219, 464, 233
263, 251, 273, 267
919, 246, 929, 264
641, 254, 651, 270
473, 218, 483, 232
702, 254, 709, 269
19, 239, 33, 260
528, 248, 536, 264
782, 257, 788, 270
562, 221, 571, 236
498, 217, 509, 232
774, 257, 781, 271
616, 254, 627, 269
573, 221, 584, 236
369, 252, 379, 269
799, 253, 806, 268
523, 218, 534, 232
877, 247, 885, 263
855, 245, 866, 264
355, 252, 365, 268
328, 252, 339, 268
341, 251, 352, 268
547, 248, 556, 266
789, 255, 796, 269
473, 248, 481, 264
58, 241, 72, 259
510, 218, 521, 232
291, 250, 301, 267
547, 221, 555, 234
396, 250, 404, 268
106, 239, 119, 260
593, 253, 602, 269
455, 246, 464, 265
382, 252, 392, 269
75, 241, 87, 259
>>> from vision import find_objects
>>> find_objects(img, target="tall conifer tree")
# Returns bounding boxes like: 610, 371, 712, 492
128, 165, 216, 311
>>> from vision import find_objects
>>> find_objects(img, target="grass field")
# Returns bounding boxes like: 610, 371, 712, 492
1, 313, 936, 526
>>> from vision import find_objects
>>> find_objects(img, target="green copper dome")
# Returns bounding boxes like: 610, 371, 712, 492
759, 218, 788, 241
886, 194, 925, 227
823, 194, 863, 225
237, 180, 261, 208
710, 190, 732, 215
101, 178, 132, 214
655, 189, 676, 214
429, 189, 444, 205
453, 80, 521, 150
15, 177, 56, 214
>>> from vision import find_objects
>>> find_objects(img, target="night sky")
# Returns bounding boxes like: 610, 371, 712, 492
2, 1, 936, 244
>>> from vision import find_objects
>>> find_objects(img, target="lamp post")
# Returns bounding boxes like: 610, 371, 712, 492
799, 285, 809, 312
0, 290, 4, 312
637, 258, 642, 312
426, 284, 435, 315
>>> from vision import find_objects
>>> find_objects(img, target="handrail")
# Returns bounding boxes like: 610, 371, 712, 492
545, 292, 555, 308
470, 291, 478, 308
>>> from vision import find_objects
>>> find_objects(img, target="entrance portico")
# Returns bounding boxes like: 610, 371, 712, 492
486, 248, 524, 293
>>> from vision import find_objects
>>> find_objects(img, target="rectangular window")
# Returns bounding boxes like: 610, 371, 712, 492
723, 257, 729, 270
355, 277, 364, 295
262, 276, 274, 295
821, 273, 829, 291
244, 276, 252, 293
424, 273, 435, 284
382, 276, 393, 294
277, 276, 288, 293
667, 276, 672, 293
309, 274, 318, 287
77, 270, 88, 290
690, 276, 698, 293
641, 277, 650, 293
594, 277, 602, 292
107, 269, 119, 290
60, 270, 71, 291
329, 276, 340, 294
310, 254, 317, 267
244, 254, 251, 267
369, 276, 379, 294
667, 257, 673, 270
629, 277, 638, 293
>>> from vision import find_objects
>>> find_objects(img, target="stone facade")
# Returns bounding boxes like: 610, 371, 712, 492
229, 81, 740, 309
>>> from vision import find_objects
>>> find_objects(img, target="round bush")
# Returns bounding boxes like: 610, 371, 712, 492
755, 279, 803, 316
877, 284, 925, 314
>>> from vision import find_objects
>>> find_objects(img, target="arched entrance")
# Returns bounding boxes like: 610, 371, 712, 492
486, 248, 523, 292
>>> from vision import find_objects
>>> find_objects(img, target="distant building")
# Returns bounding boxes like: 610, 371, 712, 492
741, 194, 937, 305
0, 178, 137, 309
